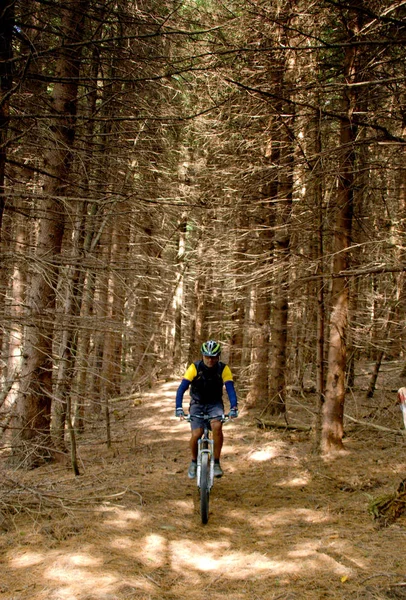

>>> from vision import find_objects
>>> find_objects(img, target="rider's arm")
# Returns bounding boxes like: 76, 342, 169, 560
175, 379, 190, 409
175, 363, 197, 409
222, 365, 238, 409
225, 380, 238, 409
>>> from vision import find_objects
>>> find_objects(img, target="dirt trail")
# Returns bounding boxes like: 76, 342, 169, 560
1, 379, 406, 600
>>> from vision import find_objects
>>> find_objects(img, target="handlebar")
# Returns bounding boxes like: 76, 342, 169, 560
183, 413, 231, 423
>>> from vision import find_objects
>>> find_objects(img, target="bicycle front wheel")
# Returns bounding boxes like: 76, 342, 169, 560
200, 452, 210, 524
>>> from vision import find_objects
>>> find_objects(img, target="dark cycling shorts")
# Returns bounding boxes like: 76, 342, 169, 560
189, 401, 224, 430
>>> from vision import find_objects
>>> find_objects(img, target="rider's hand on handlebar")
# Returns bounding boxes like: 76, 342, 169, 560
175, 408, 185, 419
228, 408, 238, 419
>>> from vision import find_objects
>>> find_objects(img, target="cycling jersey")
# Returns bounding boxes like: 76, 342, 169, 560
176, 360, 237, 409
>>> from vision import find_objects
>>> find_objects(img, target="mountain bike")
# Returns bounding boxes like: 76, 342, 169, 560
186, 413, 229, 524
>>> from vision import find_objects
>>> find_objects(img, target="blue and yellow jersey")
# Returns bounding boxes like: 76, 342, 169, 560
176, 360, 237, 409
183, 362, 233, 383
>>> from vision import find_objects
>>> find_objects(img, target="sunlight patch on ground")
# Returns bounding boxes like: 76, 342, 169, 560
143, 381, 176, 399
110, 536, 137, 551
171, 500, 194, 513
317, 538, 367, 570
142, 533, 167, 566
202, 540, 231, 552
289, 541, 357, 576
291, 552, 353, 578
139, 411, 177, 429
44, 565, 115, 589
98, 506, 144, 529
170, 538, 354, 580
10, 551, 44, 567
109, 533, 169, 568
43, 554, 155, 599
47, 578, 154, 600
246, 507, 329, 529
249, 447, 280, 462
148, 422, 177, 431
67, 554, 101, 567
247, 441, 296, 463
170, 539, 290, 576
288, 540, 324, 558
278, 475, 310, 487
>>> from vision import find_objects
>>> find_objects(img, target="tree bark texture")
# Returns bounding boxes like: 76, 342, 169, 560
13, 0, 88, 466
246, 282, 271, 410
268, 110, 294, 415
322, 7, 359, 453
0, 0, 14, 388
0, 0, 14, 235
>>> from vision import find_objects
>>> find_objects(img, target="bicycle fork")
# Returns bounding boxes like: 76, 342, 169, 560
196, 437, 214, 489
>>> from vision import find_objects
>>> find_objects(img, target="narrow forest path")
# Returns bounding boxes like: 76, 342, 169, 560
1, 380, 406, 600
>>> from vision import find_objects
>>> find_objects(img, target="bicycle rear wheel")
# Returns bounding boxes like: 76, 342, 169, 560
200, 452, 210, 524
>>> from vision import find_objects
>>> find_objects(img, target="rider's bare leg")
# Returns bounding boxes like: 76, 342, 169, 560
210, 420, 223, 461
190, 427, 203, 460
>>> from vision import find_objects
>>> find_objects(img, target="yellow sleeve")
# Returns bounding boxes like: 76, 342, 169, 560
183, 363, 198, 381
222, 365, 233, 382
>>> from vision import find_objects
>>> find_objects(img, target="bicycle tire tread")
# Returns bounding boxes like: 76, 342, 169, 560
200, 453, 210, 524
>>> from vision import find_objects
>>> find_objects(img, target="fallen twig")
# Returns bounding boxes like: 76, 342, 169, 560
256, 419, 310, 432
344, 413, 405, 434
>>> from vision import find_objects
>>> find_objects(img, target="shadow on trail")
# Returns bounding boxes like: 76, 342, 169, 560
2, 380, 398, 600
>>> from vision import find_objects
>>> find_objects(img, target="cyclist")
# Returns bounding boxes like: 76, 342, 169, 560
175, 340, 238, 479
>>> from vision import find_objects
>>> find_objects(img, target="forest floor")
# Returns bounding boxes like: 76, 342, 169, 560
1, 364, 406, 600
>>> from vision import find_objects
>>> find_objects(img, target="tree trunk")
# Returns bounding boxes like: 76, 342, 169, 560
246, 213, 273, 411
268, 105, 294, 415
173, 216, 187, 365
53, 202, 88, 448
12, 0, 88, 467
248, 292, 271, 410
101, 216, 129, 445
366, 301, 398, 398
322, 7, 360, 453
188, 237, 207, 363
312, 103, 326, 452
0, 0, 14, 386
74, 270, 96, 433
4, 213, 27, 408
264, 6, 295, 415
229, 215, 249, 380
0, 0, 13, 235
